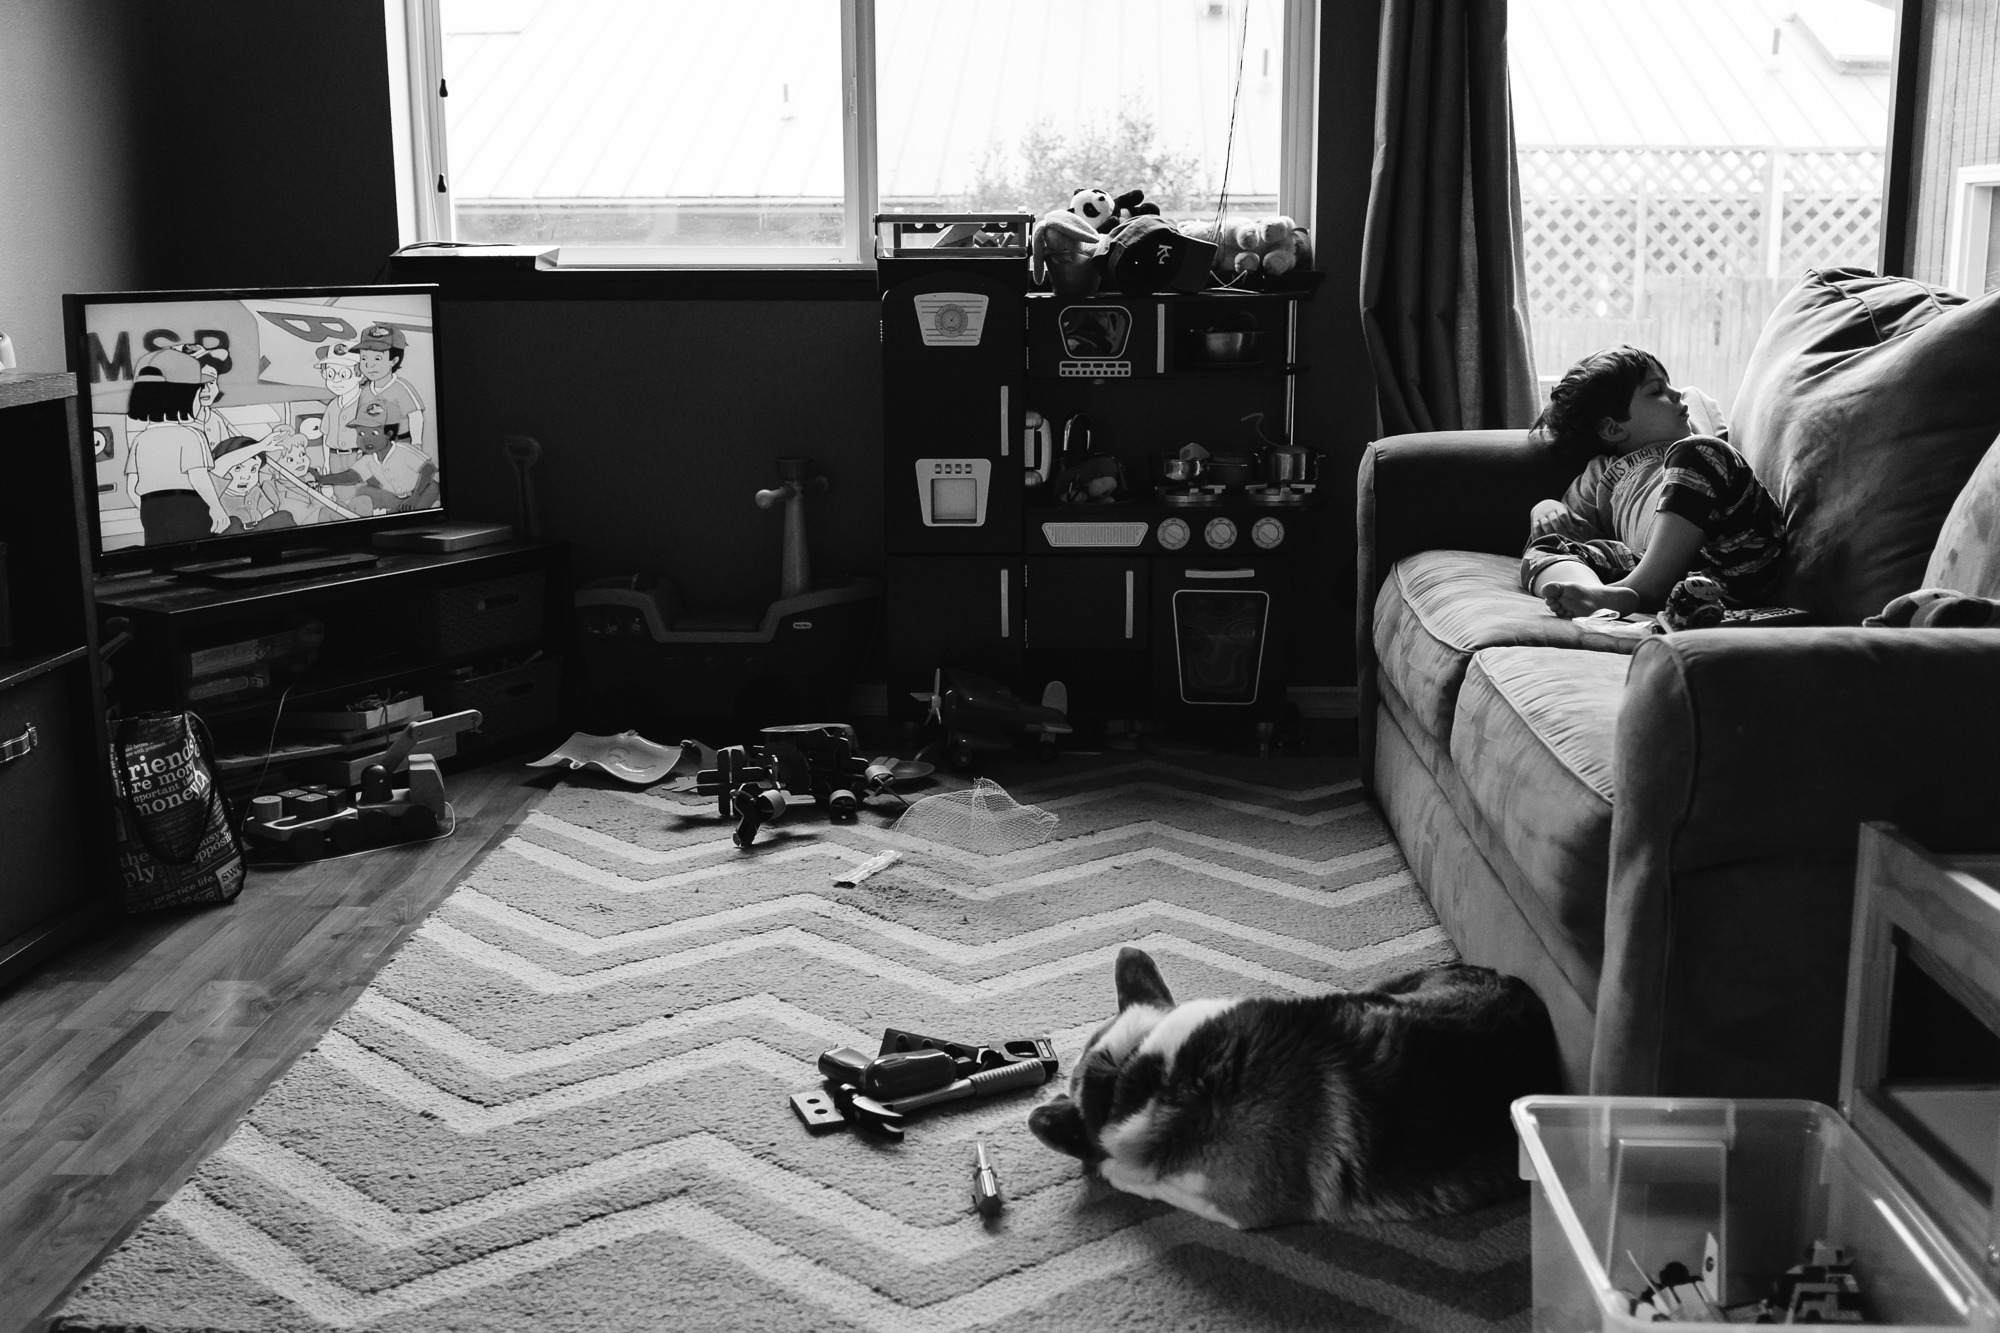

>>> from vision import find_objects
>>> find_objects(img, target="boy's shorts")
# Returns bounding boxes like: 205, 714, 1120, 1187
1519, 535, 1640, 593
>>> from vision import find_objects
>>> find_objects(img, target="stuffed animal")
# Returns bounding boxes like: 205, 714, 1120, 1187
1111, 188, 1162, 227
1177, 214, 1309, 282
1864, 587, 2000, 627
1030, 210, 1108, 299
1067, 188, 1117, 233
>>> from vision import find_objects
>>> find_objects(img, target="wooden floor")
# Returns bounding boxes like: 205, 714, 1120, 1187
0, 761, 547, 1332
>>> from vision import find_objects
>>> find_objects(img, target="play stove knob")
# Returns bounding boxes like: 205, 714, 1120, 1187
1203, 517, 1238, 550
1251, 516, 1286, 549
1156, 517, 1190, 550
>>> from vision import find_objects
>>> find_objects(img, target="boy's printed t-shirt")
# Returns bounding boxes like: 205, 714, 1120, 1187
1558, 434, 1786, 596
1560, 445, 1670, 551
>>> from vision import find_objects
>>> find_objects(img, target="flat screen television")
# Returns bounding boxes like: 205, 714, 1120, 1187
64, 285, 446, 576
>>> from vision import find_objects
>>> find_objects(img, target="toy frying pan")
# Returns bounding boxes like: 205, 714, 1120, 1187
530, 732, 716, 786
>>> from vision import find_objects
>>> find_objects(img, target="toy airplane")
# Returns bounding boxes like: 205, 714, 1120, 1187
912, 668, 1072, 769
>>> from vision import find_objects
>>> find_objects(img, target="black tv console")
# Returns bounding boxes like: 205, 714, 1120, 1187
170, 548, 381, 585
96, 540, 570, 791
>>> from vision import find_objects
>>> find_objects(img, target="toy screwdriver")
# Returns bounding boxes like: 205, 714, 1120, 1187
972, 1139, 1003, 1217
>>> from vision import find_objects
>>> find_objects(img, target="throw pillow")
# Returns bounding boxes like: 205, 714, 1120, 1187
1732, 269, 2000, 625
1923, 429, 2000, 599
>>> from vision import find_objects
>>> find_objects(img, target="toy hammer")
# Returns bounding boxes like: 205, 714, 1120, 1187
848, 1056, 1049, 1132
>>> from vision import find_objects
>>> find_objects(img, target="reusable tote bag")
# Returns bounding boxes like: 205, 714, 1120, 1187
109, 711, 246, 913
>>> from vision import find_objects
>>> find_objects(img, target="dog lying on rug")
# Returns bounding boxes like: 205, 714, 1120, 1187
1027, 947, 1561, 1228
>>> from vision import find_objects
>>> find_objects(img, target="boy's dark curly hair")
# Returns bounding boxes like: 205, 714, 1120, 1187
1534, 345, 1660, 464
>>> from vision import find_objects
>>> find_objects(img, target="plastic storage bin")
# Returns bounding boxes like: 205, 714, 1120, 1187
1514, 1097, 2000, 1332
432, 655, 562, 747
416, 571, 546, 659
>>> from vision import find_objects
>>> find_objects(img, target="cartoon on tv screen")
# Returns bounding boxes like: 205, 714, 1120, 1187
82, 293, 439, 553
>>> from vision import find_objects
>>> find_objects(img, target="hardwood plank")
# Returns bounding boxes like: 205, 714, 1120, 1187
0, 759, 546, 1333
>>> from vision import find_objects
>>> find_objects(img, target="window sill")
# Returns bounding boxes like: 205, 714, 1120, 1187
383, 246, 881, 299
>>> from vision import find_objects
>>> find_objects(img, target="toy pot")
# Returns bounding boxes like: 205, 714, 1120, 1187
1189, 331, 1262, 363
1263, 445, 1318, 485
1201, 453, 1259, 488
1155, 455, 1203, 485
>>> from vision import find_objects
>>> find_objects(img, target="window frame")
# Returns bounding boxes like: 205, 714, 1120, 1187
389, 0, 1317, 268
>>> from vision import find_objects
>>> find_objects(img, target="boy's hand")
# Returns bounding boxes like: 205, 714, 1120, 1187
1529, 499, 1582, 540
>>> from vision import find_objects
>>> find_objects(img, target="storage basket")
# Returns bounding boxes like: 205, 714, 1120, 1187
1513, 1096, 2000, 1332
417, 571, 545, 659
432, 655, 563, 746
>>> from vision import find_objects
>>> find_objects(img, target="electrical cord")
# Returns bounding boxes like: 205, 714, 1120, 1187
235, 667, 307, 840
1208, 0, 1254, 242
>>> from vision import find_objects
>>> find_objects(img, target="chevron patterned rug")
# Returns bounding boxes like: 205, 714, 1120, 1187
53, 753, 1534, 1333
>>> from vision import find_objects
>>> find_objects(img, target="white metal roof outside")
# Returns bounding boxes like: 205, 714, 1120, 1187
1510, 0, 1893, 149
437, 0, 1892, 205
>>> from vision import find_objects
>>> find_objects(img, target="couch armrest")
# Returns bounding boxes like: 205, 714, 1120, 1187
1356, 430, 1578, 786
1593, 628, 2000, 1101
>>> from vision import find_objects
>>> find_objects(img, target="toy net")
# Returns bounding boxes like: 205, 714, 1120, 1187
891, 778, 1059, 855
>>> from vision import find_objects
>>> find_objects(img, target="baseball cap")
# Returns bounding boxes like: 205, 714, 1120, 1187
134, 348, 205, 385
209, 435, 281, 476
315, 341, 360, 365
353, 324, 407, 352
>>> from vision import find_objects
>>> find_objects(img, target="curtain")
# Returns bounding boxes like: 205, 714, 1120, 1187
1360, 0, 1538, 436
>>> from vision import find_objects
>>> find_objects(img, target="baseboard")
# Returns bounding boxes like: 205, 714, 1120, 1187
1287, 685, 1359, 719
850, 682, 1356, 720
848, 681, 890, 717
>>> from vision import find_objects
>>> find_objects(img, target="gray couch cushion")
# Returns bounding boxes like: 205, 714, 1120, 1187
1924, 429, 2000, 599
1733, 269, 2000, 625
1450, 646, 1629, 975
1374, 550, 1650, 751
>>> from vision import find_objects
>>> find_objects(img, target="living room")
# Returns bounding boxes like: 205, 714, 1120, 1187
3, 0, 2000, 1329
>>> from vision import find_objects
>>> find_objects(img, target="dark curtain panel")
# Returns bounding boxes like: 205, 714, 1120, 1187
1360, 0, 1538, 435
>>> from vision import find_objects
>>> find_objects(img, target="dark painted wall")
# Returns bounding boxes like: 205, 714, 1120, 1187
0, 0, 142, 368
440, 297, 885, 614
122, 3, 402, 291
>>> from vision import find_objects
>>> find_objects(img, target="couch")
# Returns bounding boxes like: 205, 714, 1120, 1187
1356, 269, 2000, 1102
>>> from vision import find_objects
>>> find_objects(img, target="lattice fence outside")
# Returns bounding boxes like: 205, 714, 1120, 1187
1522, 146, 1885, 404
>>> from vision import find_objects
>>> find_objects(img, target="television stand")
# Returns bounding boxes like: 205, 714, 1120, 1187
171, 548, 380, 586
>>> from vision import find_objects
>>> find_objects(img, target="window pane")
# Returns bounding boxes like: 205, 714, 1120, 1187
1510, 0, 1893, 408
442, 0, 846, 248
876, 0, 1286, 218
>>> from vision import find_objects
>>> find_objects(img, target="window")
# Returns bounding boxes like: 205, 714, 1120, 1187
393, 0, 1316, 266
1509, 0, 1895, 408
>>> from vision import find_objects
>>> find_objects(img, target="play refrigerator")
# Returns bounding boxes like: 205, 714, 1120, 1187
878, 215, 1033, 720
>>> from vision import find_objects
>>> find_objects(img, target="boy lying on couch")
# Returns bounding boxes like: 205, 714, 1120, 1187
1521, 345, 1788, 626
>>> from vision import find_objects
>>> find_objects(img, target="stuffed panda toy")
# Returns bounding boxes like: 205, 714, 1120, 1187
1067, 187, 1117, 233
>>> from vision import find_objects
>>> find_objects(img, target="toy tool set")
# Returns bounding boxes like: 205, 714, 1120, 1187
791, 1026, 1057, 1143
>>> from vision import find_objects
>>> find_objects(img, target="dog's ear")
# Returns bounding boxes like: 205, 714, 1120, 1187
1114, 946, 1174, 1011
1028, 1095, 1096, 1161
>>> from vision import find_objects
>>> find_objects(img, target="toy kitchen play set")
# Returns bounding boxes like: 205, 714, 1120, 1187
877, 213, 1322, 737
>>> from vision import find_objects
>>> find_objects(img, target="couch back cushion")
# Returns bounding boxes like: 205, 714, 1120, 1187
1732, 268, 2000, 624
1924, 431, 2000, 598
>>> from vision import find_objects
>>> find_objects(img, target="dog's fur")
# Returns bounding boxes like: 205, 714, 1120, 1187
1027, 948, 1563, 1229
